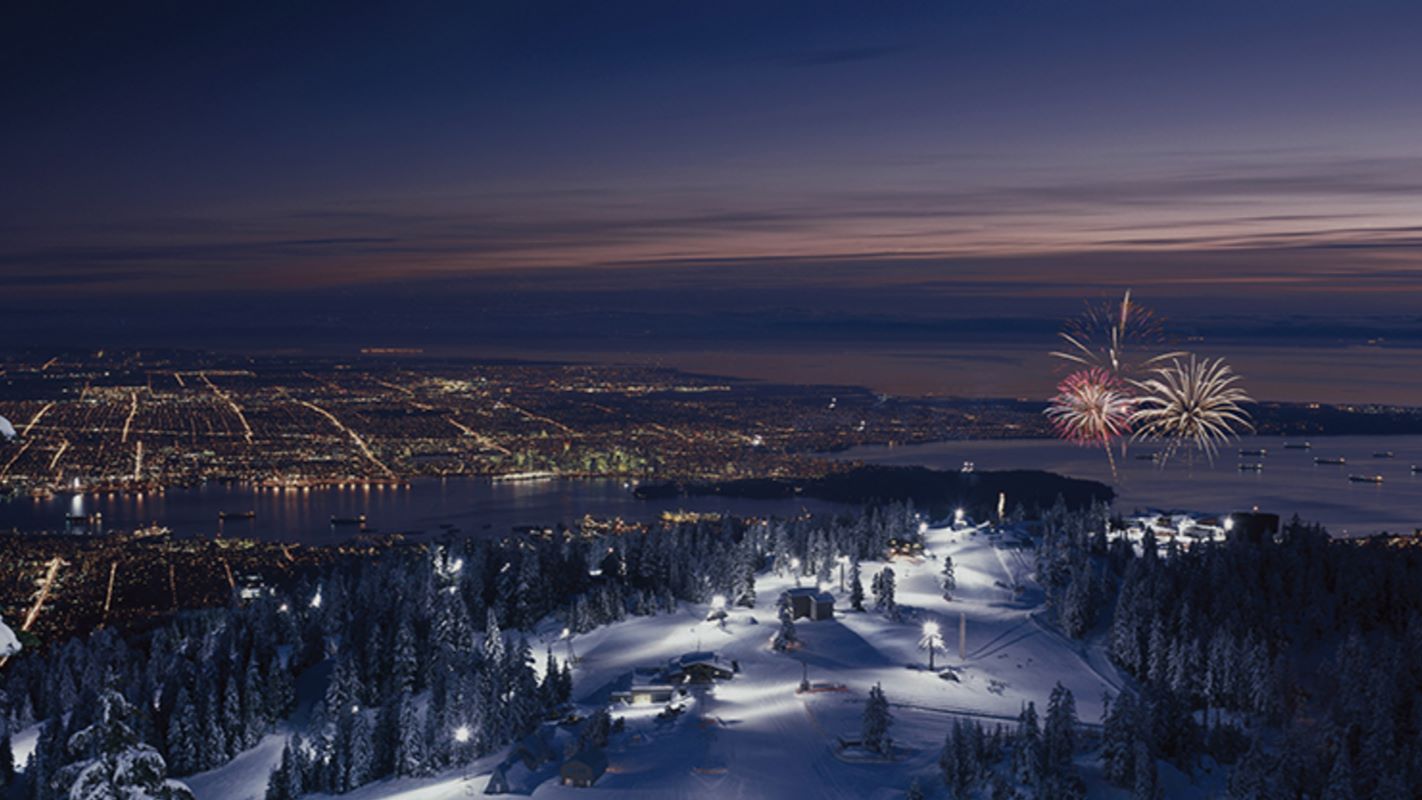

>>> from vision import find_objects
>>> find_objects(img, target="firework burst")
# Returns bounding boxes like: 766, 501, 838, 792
1051, 289, 1182, 379
1130, 355, 1254, 464
1046, 368, 1135, 476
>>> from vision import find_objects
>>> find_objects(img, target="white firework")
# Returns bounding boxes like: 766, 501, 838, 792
1051, 289, 1183, 379
1131, 355, 1253, 464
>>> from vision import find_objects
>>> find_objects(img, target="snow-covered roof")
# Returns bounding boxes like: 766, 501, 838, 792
0, 415, 13, 441
784, 587, 834, 603
675, 650, 720, 666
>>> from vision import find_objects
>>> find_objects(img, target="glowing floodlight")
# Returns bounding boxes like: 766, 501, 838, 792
453, 725, 471, 743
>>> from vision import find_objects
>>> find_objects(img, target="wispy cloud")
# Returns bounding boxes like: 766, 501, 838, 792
5, 152, 1422, 298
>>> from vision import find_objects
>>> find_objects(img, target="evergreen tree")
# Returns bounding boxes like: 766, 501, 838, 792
347, 709, 375, 790
848, 558, 865, 611
1228, 740, 1273, 800
736, 540, 758, 607
1041, 683, 1082, 797
52, 687, 196, 800
392, 613, 419, 694
1013, 702, 1042, 788
393, 691, 426, 777
1321, 749, 1355, 800
1061, 564, 1092, 638
940, 556, 956, 599
1100, 692, 1136, 786
29, 716, 65, 800
559, 661, 575, 704
0, 721, 13, 789
1131, 741, 1159, 800
874, 567, 898, 619
165, 687, 200, 776
263, 741, 294, 800
264, 653, 294, 722
861, 683, 892, 755
939, 718, 975, 799
541, 649, 563, 709
771, 592, 798, 653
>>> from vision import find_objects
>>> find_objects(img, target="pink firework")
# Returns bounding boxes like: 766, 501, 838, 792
1046, 368, 1135, 476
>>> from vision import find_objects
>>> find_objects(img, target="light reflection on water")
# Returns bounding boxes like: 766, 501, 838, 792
1, 478, 849, 543
843, 435, 1422, 537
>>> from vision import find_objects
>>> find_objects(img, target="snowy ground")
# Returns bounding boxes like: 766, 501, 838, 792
186, 521, 1222, 798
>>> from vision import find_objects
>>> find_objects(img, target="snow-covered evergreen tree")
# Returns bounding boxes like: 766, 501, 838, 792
1013, 702, 1041, 787
347, 708, 375, 790
1131, 740, 1159, 800
163, 687, 199, 776
392, 690, 426, 777
262, 738, 297, 800
1040, 683, 1082, 798
52, 686, 195, 800
771, 592, 798, 653
873, 567, 897, 619
848, 557, 865, 611
860, 683, 892, 755
1100, 692, 1136, 786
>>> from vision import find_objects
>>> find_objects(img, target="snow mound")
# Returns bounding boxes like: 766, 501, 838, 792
0, 613, 19, 658
0, 414, 13, 441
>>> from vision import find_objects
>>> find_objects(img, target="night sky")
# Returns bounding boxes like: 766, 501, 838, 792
5, 1, 1422, 402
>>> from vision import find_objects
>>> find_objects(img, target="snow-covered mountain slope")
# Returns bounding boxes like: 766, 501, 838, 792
193, 523, 1154, 798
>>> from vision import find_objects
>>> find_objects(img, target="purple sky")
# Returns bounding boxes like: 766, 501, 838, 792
3, 1, 1422, 401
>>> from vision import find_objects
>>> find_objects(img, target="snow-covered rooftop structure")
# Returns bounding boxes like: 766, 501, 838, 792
784, 587, 835, 620
664, 651, 734, 684
0, 415, 14, 441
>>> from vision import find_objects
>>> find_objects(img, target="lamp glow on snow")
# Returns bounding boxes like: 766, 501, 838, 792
1223, 516, 1234, 532
707, 594, 728, 622
954, 508, 965, 527
920, 620, 944, 671
562, 627, 578, 663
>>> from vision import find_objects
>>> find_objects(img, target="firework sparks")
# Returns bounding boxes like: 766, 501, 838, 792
1046, 368, 1135, 476
1051, 289, 1182, 378
1130, 355, 1254, 464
